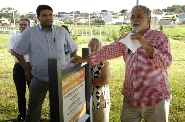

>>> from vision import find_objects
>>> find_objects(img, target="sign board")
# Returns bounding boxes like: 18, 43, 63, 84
48, 48, 92, 122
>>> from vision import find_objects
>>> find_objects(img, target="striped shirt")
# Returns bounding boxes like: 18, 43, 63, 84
89, 28, 172, 108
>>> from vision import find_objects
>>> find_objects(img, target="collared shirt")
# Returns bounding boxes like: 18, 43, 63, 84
89, 28, 172, 108
8, 33, 29, 62
13, 24, 78, 82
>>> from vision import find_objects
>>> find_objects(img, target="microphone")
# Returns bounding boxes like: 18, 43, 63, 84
131, 30, 137, 34
127, 30, 136, 54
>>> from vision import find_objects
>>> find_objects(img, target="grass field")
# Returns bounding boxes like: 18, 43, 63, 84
0, 30, 185, 122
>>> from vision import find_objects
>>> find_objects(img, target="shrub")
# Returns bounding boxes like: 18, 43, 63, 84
159, 24, 164, 31
72, 34, 78, 41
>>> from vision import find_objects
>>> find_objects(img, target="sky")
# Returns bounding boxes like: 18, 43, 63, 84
0, 0, 185, 14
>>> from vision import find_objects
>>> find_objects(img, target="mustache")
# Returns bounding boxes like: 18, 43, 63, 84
131, 22, 140, 26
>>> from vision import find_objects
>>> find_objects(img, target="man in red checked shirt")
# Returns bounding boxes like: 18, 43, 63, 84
72, 5, 172, 122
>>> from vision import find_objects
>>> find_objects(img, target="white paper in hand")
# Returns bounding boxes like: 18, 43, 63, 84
65, 57, 76, 68
118, 32, 141, 53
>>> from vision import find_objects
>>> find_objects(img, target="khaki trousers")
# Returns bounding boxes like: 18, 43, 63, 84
121, 98, 170, 122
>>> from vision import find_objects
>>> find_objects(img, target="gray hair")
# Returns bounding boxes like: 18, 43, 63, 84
131, 5, 151, 18
88, 37, 103, 47
20, 18, 30, 26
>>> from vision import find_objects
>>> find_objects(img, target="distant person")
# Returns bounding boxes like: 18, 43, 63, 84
62, 25, 70, 34
62, 25, 71, 61
88, 38, 110, 122
13, 5, 78, 122
8, 18, 30, 122
71, 5, 172, 122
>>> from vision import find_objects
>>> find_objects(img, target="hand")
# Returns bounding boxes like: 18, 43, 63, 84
130, 33, 148, 48
25, 68, 33, 81
70, 55, 89, 63
131, 33, 153, 57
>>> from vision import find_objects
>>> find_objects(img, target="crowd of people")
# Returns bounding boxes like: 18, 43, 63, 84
8, 4, 172, 122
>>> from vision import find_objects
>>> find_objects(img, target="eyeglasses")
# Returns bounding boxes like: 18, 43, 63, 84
19, 24, 28, 26
89, 44, 101, 48
130, 15, 144, 21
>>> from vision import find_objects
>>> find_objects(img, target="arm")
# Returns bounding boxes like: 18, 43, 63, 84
14, 52, 32, 81
92, 61, 110, 86
131, 33, 153, 58
72, 55, 90, 63
9, 49, 26, 56
70, 48, 77, 58
131, 31, 172, 69
72, 41, 125, 65
10, 49, 15, 55
143, 43, 153, 58
8, 35, 16, 55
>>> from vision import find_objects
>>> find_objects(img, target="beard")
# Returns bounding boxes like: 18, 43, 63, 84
132, 26, 141, 32
42, 20, 53, 28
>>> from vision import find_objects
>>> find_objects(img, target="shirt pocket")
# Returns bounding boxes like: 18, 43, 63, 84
55, 39, 65, 59
56, 40, 63, 52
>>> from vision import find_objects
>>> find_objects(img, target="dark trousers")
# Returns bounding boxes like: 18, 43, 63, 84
13, 62, 31, 118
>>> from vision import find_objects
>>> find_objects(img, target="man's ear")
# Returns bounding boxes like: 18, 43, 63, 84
37, 15, 39, 20
147, 17, 151, 24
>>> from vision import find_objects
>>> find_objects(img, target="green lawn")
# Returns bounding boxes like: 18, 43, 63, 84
0, 31, 185, 121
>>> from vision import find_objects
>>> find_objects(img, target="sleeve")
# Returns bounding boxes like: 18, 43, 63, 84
65, 30, 78, 53
148, 32, 172, 69
89, 41, 126, 65
13, 29, 30, 55
8, 35, 16, 52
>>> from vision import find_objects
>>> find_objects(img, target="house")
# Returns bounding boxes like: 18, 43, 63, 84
112, 16, 124, 25
0, 18, 10, 26
177, 13, 185, 18
151, 14, 162, 25
158, 14, 179, 25
103, 15, 112, 23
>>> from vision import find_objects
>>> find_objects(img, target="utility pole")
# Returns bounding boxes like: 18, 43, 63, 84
72, 11, 74, 34
13, 11, 15, 29
88, 12, 91, 38
73, 11, 74, 26
136, 0, 139, 5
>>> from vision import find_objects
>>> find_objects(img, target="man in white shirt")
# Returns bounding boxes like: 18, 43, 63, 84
8, 18, 30, 122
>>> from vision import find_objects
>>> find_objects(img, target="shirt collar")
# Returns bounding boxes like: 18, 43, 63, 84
38, 24, 54, 32
144, 28, 152, 37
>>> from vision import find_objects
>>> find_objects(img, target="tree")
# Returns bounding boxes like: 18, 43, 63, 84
0, 7, 20, 24
164, 5, 185, 13
120, 9, 127, 15
24, 12, 36, 20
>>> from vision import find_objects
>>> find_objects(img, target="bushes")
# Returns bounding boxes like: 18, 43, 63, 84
163, 25, 185, 41
72, 34, 78, 42
159, 24, 164, 31
105, 24, 131, 42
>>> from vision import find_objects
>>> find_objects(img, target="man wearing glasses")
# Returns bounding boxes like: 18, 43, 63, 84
72, 5, 172, 122
8, 18, 30, 122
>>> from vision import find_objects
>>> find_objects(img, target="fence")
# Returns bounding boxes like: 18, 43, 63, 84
0, 28, 19, 35
0, 28, 11, 34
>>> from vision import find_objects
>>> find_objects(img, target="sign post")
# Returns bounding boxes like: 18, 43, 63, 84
48, 48, 92, 122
